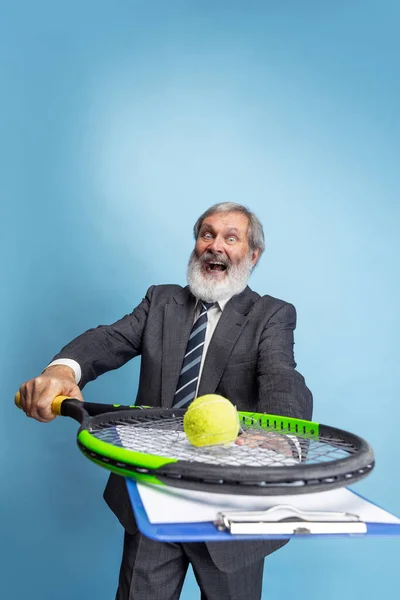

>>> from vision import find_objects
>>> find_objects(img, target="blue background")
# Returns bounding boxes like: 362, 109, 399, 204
1, 1, 399, 598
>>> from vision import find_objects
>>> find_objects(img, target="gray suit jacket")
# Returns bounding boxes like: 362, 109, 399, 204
53, 284, 313, 572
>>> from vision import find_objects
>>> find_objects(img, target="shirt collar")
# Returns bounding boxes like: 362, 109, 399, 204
195, 297, 231, 312
217, 297, 231, 311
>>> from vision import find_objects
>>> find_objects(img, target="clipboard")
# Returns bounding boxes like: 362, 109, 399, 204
125, 478, 400, 542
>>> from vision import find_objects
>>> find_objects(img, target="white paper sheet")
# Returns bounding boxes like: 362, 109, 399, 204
137, 483, 400, 525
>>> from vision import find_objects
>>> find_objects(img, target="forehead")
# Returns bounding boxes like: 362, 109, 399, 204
200, 211, 249, 233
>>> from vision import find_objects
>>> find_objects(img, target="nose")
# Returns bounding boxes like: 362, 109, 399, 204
208, 235, 225, 254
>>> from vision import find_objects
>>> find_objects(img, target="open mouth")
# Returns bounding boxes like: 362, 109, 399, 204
204, 261, 227, 273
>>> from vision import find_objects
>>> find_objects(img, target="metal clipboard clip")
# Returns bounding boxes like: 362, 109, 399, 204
214, 504, 367, 535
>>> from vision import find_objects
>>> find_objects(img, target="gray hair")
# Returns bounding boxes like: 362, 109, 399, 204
193, 202, 265, 255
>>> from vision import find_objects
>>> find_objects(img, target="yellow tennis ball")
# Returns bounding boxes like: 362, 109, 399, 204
183, 394, 240, 447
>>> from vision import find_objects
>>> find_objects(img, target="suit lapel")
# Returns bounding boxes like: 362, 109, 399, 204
161, 288, 196, 407
197, 287, 256, 396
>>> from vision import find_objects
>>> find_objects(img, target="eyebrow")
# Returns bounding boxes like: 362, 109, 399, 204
200, 224, 241, 235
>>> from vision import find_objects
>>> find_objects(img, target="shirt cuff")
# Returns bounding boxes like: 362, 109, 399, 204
45, 359, 81, 385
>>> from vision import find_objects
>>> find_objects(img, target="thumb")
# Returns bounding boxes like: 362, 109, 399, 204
63, 383, 84, 402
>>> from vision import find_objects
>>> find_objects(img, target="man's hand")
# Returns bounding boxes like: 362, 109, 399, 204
235, 430, 294, 458
18, 365, 83, 423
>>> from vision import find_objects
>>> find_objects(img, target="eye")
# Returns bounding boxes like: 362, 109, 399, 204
227, 236, 237, 243
202, 232, 213, 239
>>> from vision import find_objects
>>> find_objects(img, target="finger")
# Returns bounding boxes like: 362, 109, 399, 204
235, 432, 265, 446
34, 400, 57, 422
18, 384, 28, 412
26, 377, 58, 421
25, 411, 54, 424
29, 387, 58, 421
20, 382, 34, 415
68, 386, 83, 402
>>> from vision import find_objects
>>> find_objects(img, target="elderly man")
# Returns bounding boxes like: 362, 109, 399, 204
19, 202, 312, 600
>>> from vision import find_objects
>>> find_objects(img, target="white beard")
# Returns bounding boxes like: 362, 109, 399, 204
187, 250, 254, 302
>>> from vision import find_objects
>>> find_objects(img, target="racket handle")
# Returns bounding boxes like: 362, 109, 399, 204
14, 391, 73, 416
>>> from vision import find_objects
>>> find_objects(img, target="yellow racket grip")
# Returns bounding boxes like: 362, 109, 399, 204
14, 391, 71, 416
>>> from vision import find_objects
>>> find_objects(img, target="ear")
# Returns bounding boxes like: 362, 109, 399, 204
251, 248, 261, 266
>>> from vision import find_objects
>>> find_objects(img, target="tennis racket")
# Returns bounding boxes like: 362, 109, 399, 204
15, 394, 375, 496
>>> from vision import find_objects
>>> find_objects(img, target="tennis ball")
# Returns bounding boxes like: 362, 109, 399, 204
183, 394, 240, 447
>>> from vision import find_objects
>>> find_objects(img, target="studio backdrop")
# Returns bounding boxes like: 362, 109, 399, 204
1, 2, 399, 599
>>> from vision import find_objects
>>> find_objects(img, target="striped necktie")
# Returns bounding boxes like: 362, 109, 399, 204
172, 301, 214, 408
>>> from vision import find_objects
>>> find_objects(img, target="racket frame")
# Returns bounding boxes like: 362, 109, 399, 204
62, 402, 375, 496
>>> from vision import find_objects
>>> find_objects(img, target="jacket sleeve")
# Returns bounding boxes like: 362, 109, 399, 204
51, 286, 154, 388
257, 302, 313, 420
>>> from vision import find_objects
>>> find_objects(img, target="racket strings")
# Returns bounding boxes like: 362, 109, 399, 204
90, 415, 180, 430
89, 416, 359, 468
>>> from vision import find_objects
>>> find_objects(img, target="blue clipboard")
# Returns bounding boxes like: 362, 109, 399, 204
125, 478, 400, 542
